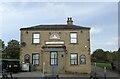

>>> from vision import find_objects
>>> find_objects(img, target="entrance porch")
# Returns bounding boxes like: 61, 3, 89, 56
41, 45, 66, 74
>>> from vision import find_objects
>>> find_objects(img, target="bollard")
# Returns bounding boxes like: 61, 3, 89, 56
104, 67, 106, 79
94, 62, 97, 78
57, 75, 59, 79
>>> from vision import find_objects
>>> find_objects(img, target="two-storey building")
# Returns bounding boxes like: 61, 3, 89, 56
20, 18, 91, 74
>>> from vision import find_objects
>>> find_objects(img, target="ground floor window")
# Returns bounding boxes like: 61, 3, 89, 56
70, 53, 78, 65
32, 53, 39, 65
50, 52, 58, 65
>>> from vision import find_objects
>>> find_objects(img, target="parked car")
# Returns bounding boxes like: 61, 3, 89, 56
2, 60, 20, 73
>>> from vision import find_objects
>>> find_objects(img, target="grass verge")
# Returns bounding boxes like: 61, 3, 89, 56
92, 62, 111, 69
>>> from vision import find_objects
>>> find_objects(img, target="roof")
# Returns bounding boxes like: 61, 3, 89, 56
20, 24, 90, 30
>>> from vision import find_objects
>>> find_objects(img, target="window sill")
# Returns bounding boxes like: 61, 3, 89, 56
70, 64, 78, 66
69, 43, 79, 45
50, 65, 58, 66
80, 63, 86, 65
33, 64, 40, 66
32, 43, 41, 45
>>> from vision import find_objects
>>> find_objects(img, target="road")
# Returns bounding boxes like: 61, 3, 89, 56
0, 65, 119, 79
91, 65, 119, 79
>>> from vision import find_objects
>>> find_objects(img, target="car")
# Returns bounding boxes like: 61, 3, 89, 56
2, 60, 20, 73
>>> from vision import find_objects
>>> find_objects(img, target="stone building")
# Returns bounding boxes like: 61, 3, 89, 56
20, 18, 91, 74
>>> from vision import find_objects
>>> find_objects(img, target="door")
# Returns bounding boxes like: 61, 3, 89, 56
50, 51, 58, 74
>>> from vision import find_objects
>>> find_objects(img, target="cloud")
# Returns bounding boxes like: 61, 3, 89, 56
1, 2, 118, 52
0, 3, 3, 39
0, 0, 119, 2
91, 36, 118, 52
1, 2, 116, 27
90, 27, 102, 34
118, 36, 120, 48
106, 37, 118, 46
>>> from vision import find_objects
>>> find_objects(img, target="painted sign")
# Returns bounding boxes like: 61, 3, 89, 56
45, 41, 64, 45
50, 33, 60, 40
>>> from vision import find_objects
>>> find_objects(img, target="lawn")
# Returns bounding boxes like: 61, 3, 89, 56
92, 62, 111, 69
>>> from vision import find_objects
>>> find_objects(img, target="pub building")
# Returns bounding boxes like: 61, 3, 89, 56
20, 17, 91, 74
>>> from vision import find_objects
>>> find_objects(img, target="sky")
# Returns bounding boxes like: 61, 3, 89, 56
0, 1, 119, 53
118, 2, 120, 48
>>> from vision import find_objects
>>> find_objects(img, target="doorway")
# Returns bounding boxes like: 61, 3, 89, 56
50, 51, 58, 74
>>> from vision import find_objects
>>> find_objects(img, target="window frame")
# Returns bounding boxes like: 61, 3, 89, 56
70, 32, 78, 44
80, 54, 86, 64
32, 32, 40, 44
32, 53, 40, 65
50, 51, 58, 66
70, 53, 78, 65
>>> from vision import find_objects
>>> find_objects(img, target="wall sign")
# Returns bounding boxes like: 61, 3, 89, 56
80, 55, 86, 64
24, 54, 30, 63
45, 41, 64, 45
50, 33, 60, 40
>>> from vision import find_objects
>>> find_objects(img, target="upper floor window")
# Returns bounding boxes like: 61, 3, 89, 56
70, 53, 78, 65
70, 33, 77, 43
32, 33, 40, 44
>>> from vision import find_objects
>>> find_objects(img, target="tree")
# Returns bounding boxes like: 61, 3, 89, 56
2, 41, 5, 49
91, 49, 106, 62
0, 39, 2, 50
3, 40, 20, 59
111, 51, 117, 61
91, 49, 117, 63
0, 39, 5, 50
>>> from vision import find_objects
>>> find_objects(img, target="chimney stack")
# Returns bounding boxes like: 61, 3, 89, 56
67, 17, 73, 25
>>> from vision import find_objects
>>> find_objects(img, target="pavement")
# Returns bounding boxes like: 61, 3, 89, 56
11, 71, 90, 79
12, 71, 90, 77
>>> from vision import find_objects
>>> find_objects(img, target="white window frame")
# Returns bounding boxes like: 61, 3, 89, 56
50, 52, 58, 65
70, 33, 77, 44
32, 33, 40, 44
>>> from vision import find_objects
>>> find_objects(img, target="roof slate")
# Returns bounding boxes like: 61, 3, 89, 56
20, 24, 90, 30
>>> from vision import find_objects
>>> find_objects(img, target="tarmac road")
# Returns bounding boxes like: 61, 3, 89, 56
91, 65, 119, 79
1, 65, 119, 79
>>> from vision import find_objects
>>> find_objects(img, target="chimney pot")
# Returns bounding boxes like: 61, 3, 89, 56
67, 17, 73, 25
67, 17, 70, 20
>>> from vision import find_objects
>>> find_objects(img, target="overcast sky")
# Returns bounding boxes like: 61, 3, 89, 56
0, 2, 118, 53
